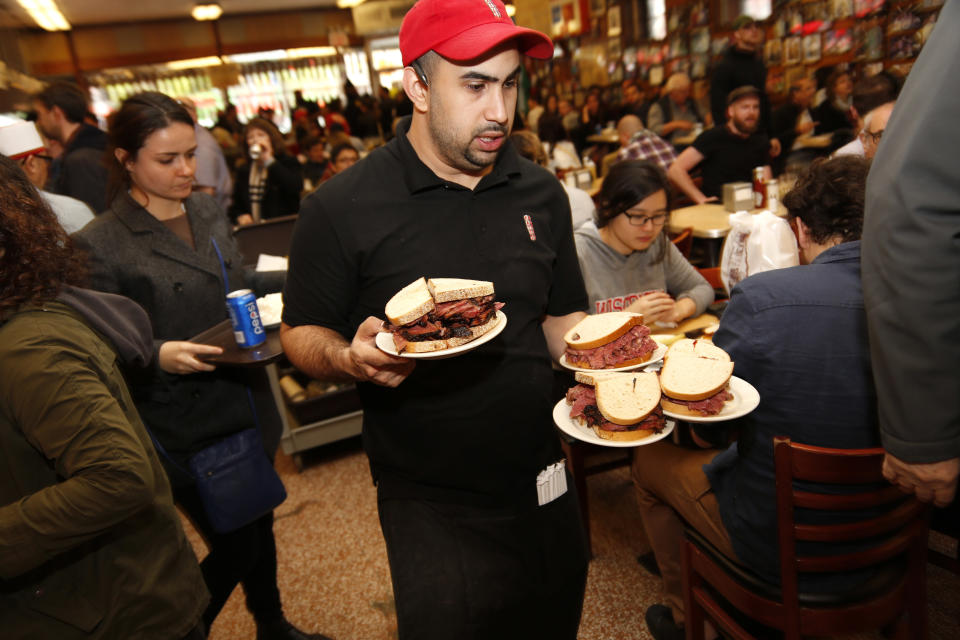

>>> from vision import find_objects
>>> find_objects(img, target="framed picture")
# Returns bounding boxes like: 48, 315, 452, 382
785, 36, 803, 65
854, 0, 885, 18
764, 38, 783, 66
803, 34, 821, 63
711, 36, 729, 56
863, 61, 884, 76
823, 29, 853, 56
690, 1, 709, 26
829, 0, 853, 18
690, 54, 709, 79
802, 1, 826, 24
669, 34, 688, 59
863, 24, 884, 59
667, 58, 690, 76
589, 0, 606, 16
767, 68, 785, 94
607, 5, 621, 37
690, 27, 710, 54
648, 65, 664, 86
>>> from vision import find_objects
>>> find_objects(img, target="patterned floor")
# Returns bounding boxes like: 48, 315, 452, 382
182, 437, 960, 640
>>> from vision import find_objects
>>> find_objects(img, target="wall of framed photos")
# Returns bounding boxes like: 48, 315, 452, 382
524, 0, 944, 105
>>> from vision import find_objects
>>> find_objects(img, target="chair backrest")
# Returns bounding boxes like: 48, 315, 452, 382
697, 266, 724, 291
670, 226, 694, 258
233, 214, 298, 266
773, 436, 928, 607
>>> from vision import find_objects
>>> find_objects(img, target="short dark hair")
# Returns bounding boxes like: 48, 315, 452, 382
107, 92, 194, 201
782, 156, 869, 245
302, 135, 324, 153
825, 69, 851, 101
852, 72, 901, 117
330, 142, 358, 164
0, 155, 86, 317
34, 82, 89, 123
597, 159, 673, 262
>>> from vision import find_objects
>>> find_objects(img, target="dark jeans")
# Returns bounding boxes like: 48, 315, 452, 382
174, 485, 283, 629
377, 477, 589, 640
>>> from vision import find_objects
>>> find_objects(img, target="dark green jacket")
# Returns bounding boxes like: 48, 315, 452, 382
0, 299, 208, 638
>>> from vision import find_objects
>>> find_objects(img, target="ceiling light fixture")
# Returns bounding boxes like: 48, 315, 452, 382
504, 3, 516, 18
336, 0, 367, 8
191, 3, 223, 21
17, 0, 70, 31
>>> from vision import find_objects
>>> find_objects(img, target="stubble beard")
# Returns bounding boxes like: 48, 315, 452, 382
428, 94, 509, 173
732, 115, 758, 136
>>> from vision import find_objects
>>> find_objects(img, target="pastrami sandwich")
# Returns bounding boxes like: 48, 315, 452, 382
563, 312, 659, 369
566, 371, 665, 442
659, 340, 734, 417
383, 277, 503, 353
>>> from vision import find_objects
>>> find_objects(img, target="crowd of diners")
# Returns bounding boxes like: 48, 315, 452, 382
1, 1, 956, 639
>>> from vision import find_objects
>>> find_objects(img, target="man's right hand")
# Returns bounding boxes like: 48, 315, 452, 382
694, 195, 719, 205
344, 316, 416, 387
882, 453, 959, 508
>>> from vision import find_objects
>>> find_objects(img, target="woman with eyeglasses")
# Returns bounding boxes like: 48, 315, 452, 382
574, 159, 713, 323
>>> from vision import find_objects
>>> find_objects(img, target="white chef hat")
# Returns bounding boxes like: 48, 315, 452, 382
0, 120, 46, 160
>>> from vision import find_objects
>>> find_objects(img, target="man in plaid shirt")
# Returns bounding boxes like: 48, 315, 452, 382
615, 115, 677, 175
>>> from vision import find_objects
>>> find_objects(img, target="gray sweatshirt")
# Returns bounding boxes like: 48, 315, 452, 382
574, 221, 714, 315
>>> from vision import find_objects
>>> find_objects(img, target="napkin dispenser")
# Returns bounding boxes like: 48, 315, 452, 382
723, 181, 753, 212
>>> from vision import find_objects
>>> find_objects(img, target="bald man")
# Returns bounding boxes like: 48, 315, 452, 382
608, 114, 677, 176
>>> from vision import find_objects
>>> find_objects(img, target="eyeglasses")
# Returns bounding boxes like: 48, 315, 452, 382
861, 129, 884, 144
621, 211, 668, 227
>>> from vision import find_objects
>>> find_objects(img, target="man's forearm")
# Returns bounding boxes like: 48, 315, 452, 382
280, 323, 355, 381
542, 311, 587, 362
667, 163, 707, 204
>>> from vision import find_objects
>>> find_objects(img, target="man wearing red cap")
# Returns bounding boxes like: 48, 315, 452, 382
281, 1, 589, 637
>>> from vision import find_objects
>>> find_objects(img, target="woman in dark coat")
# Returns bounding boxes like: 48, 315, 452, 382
72, 93, 329, 640
229, 117, 303, 225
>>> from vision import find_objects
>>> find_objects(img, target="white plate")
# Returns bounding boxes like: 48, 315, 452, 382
553, 399, 675, 448
661, 376, 760, 423
375, 311, 507, 359
559, 341, 668, 373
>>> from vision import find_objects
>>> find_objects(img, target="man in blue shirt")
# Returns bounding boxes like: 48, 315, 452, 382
632, 156, 878, 640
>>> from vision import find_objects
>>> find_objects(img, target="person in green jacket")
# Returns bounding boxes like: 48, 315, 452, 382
0, 154, 209, 639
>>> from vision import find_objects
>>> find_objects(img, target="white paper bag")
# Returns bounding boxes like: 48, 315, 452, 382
720, 211, 799, 293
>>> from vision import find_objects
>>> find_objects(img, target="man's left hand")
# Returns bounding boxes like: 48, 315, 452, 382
882, 453, 959, 507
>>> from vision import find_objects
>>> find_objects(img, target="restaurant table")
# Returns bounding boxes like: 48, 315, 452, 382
586, 130, 619, 144
191, 319, 284, 367
669, 202, 788, 266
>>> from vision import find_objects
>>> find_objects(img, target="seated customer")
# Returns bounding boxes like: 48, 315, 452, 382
646, 73, 703, 148
632, 156, 877, 640
668, 86, 770, 205
608, 114, 676, 176
575, 160, 713, 322
771, 76, 819, 174
318, 142, 360, 184
511, 129, 595, 229
230, 117, 303, 225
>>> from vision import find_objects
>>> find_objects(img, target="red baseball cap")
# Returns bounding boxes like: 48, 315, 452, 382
400, 0, 553, 67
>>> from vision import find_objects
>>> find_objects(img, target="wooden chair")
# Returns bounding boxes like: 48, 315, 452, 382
682, 437, 930, 640
669, 226, 694, 259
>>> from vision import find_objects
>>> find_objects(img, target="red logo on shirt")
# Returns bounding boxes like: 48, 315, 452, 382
595, 294, 640, 314
523, 214, 537, 241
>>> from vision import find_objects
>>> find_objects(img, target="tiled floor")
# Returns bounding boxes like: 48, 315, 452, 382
183, 437, 960, 640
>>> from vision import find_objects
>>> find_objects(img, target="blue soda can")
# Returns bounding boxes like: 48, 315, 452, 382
225, 289, 266, 348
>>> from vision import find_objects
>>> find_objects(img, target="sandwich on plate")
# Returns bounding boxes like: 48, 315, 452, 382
659, 340, 735, 417
562, 311, 659, 369
383, 277, 503, 353
565, 371, 665, 441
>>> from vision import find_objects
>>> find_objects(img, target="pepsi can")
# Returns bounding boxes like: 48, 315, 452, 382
226, 289, 266, 348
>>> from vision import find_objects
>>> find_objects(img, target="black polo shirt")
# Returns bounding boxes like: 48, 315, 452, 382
692, 125, 770, 199
283, 118, 588, 503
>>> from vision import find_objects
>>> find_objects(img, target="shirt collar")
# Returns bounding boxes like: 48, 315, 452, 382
812, 240, 860, 265
394, 116, 523, 195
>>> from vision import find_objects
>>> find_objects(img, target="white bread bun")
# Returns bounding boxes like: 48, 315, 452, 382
573, 370, 621, 386
665, 338, 730, 362
595, 371, 661, 426
385, 277, 435, 326
563, 312, 644, 350
426, 278, 494, 303
592, 425, 657, 442
402, 313, 501, 353
659, 355, 734, 402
